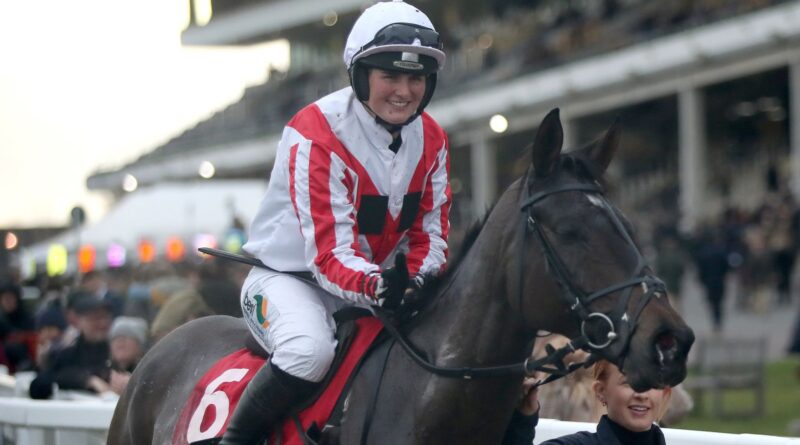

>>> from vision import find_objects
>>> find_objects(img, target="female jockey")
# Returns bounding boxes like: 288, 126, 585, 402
221, 1, 451, 443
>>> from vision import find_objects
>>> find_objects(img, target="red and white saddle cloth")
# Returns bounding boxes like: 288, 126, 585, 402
173, 317, 383, 445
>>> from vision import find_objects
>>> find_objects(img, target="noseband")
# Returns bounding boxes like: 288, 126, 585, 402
519, 179, 665, 363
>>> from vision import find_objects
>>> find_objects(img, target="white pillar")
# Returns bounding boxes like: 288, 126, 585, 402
789, 60, 800, 199
678, 87, 706, 233
469, 133, 496, 219
562, 117, 576, 152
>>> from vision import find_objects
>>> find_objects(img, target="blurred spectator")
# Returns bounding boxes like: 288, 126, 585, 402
123, 263, 178, 322
108, 316, 148, 394
654, 234, 687, 313
38, 275, 69, 309
742, 209, 777, 313
150, 260, 246, 342
0, 281, 35, 372
149, 285, 213, 342
149, 266, 196, 309
124, 279, 153, 321
62, 290, 91, 346
765, 198, 796, 306
80, 271, 125, 318
33, 302, 68, 371
30, 295, 113, 398
693, 229, 731, 333
197, 260, 250, 316
789, 305, 800, 357
0, 341, 7, 372
721, 207, 747, 308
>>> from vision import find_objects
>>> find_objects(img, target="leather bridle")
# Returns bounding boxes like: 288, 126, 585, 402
518, 177, 666, 367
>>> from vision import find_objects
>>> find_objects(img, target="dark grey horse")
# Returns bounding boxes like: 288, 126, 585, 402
109, 109, 694, 444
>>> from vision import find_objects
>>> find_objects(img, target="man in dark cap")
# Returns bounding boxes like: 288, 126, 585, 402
33, 302, 68, 371
79, 271, 125, 318
30, 295, 114, 398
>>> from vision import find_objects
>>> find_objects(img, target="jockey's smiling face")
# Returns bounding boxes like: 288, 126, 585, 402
367, 68, 426, 125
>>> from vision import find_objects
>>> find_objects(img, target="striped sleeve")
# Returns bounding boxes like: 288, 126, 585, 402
405, 138, 451, 278
289, 135, 379, 304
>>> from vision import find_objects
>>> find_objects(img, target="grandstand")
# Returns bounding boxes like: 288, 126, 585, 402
87, 0, 800, 238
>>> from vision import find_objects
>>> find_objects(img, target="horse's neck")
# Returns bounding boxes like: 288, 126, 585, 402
415, 253, 528, 364
415, 207, 530, 364
405, 208, 532, 437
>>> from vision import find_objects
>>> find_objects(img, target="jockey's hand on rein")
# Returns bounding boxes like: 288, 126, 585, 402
374, 254, 410, 310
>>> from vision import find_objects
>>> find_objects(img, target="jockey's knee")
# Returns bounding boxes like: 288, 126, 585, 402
271, 334, 336, 383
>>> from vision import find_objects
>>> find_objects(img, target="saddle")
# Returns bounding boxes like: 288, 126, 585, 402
174, 307, 387, 445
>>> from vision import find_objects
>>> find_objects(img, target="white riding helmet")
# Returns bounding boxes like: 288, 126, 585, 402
343, 1, 446, 121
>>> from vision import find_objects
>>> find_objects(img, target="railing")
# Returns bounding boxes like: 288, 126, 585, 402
0, 398, 113, 445
1, 397, 799, 445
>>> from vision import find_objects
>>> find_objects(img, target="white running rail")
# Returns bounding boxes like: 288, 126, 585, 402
1, 397, 799, 444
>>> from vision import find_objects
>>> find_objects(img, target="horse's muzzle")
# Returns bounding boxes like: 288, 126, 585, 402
625, 320, 695, 392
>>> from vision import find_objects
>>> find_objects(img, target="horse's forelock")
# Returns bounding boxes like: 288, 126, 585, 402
563, 152, 608, 187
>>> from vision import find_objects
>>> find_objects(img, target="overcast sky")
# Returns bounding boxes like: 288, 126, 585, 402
0, 0, 287, 228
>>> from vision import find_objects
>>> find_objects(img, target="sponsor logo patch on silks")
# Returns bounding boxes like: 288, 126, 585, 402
253, 294, 269, 328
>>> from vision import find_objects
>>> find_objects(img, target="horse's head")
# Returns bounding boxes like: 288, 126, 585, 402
507, 109, 694, 392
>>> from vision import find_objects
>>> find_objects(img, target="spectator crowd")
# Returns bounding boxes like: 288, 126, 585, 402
650, 192, 800, 337
0, 259, 248, 399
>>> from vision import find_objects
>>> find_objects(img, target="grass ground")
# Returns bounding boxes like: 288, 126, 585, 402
675, 358, 800, 437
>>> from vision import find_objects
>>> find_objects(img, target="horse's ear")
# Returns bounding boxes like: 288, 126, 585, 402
531, 108, 564, 177
585, 117, 621, 175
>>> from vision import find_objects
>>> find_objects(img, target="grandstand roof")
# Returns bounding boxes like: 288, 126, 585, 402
430, 1, 800, 131
182, 0, 367, 45
88, 0, 800, 191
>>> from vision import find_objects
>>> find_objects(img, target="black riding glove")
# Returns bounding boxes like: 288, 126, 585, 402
375, 253, 409, 310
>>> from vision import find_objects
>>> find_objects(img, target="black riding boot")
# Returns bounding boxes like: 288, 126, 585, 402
220, 361, 318, 445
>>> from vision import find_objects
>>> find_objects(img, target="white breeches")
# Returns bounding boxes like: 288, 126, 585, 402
240, 268, 351, 382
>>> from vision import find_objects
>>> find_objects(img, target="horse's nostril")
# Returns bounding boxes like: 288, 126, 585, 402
654, 332, 680, 367
656, 332, 677, 351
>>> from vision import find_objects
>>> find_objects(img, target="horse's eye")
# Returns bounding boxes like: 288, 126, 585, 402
555, 225, 585, 242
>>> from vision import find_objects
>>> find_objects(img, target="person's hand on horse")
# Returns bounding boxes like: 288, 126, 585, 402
374, 253, 410, 310
518, 377, 541, 416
